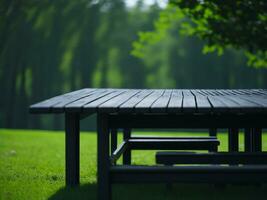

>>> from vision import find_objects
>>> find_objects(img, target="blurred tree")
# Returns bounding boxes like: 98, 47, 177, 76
1, 0, 267, 130
133, 1, 267, 68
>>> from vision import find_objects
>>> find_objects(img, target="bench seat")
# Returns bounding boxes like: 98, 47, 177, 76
111, 165, 267, 184
156, 152, 267, 165
128, 137, 219, 151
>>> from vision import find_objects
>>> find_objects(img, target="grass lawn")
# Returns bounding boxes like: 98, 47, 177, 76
1, 129, 267, 200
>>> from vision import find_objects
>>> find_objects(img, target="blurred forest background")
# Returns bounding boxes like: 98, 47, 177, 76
1, 0, 267, 130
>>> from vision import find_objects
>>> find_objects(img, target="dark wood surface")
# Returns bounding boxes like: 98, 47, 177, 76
30, 89, 267, 114
156, 152, 267, 165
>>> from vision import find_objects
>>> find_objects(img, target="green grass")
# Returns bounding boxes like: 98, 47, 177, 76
1, 129, 267, 200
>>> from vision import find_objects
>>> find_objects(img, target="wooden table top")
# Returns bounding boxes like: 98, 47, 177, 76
29, 89, 267, 114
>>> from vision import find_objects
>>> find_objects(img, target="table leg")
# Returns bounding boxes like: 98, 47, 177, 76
209, 128, 217, 137
123, 128, 131, 165
244, 128, 253, 152
228, 128, 239, 152
97, 113, 111, 200
65, 113, 80, 186
252, 128, 262, 152
209, 128, 218, 152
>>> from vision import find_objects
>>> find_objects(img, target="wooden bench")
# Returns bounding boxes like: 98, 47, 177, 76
110, 136, 220, 165
156, 152, 267, 165
30, 88, 267, 200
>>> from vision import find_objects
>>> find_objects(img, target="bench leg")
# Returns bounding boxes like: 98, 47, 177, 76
111, 129, 118, 154
65, 113, 80, 186
97, 113, 111, 200
228, 128, 239, 152
123, 128, 131, 165
209, 128, 218, 152
110, 128, 118, 165
251, 128, 263, 187
245, 128, 262, 152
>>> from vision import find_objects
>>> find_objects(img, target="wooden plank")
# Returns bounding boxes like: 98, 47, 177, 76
65, 89, 114, 112
119, 90, 153, 113
129, 138, 219, 151
238, 95, 267, 111
167, 89, 183, 113
210, 90, 246, 112
110, 141, 128, 165
191, 90, 212, 113
221, 91, 263, 112
109, 113, 267, 129
213, 90, 225, 96
135, 90, 164, 113
237, 90, 255, 95
182, 90, 196, 113
196, 90, 209, 96
250, 89, 267, 96
225, 90, 263, 112
229, 90, 245, 95
131, 136, 217, 140
198, 89, 232, 113
234, 90, 258, 95
111, 165, 267, 184
202, 89, 216, 96
220, 90, 237, 96
151, 90, 172, 113
30, 88, 267, 115
52, 89, 103, 112
259, 89, 267, 95
207, 96, 229, 112
29, 88, 94, 113
98, 90, 140, 113
83, 90, 126, 112
241, 89, 256, 95
234, 90, 247, 95
156, 152, 267, 165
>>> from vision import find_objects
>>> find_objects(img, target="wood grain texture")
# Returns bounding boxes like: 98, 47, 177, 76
30, 88, 267, 114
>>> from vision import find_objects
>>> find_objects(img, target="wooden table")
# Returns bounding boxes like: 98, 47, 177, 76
30, 89, 267, 200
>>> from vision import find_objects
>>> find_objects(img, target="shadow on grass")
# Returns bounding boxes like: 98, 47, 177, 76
49, 183, 267, 200
48, 183, 97, 200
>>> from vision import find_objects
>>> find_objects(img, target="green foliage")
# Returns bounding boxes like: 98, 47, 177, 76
131, 5, 267, 90
246, 51, 267, 69
169, 0, 267, 68
132, 6, 184, 58
133, 1, 267, 68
